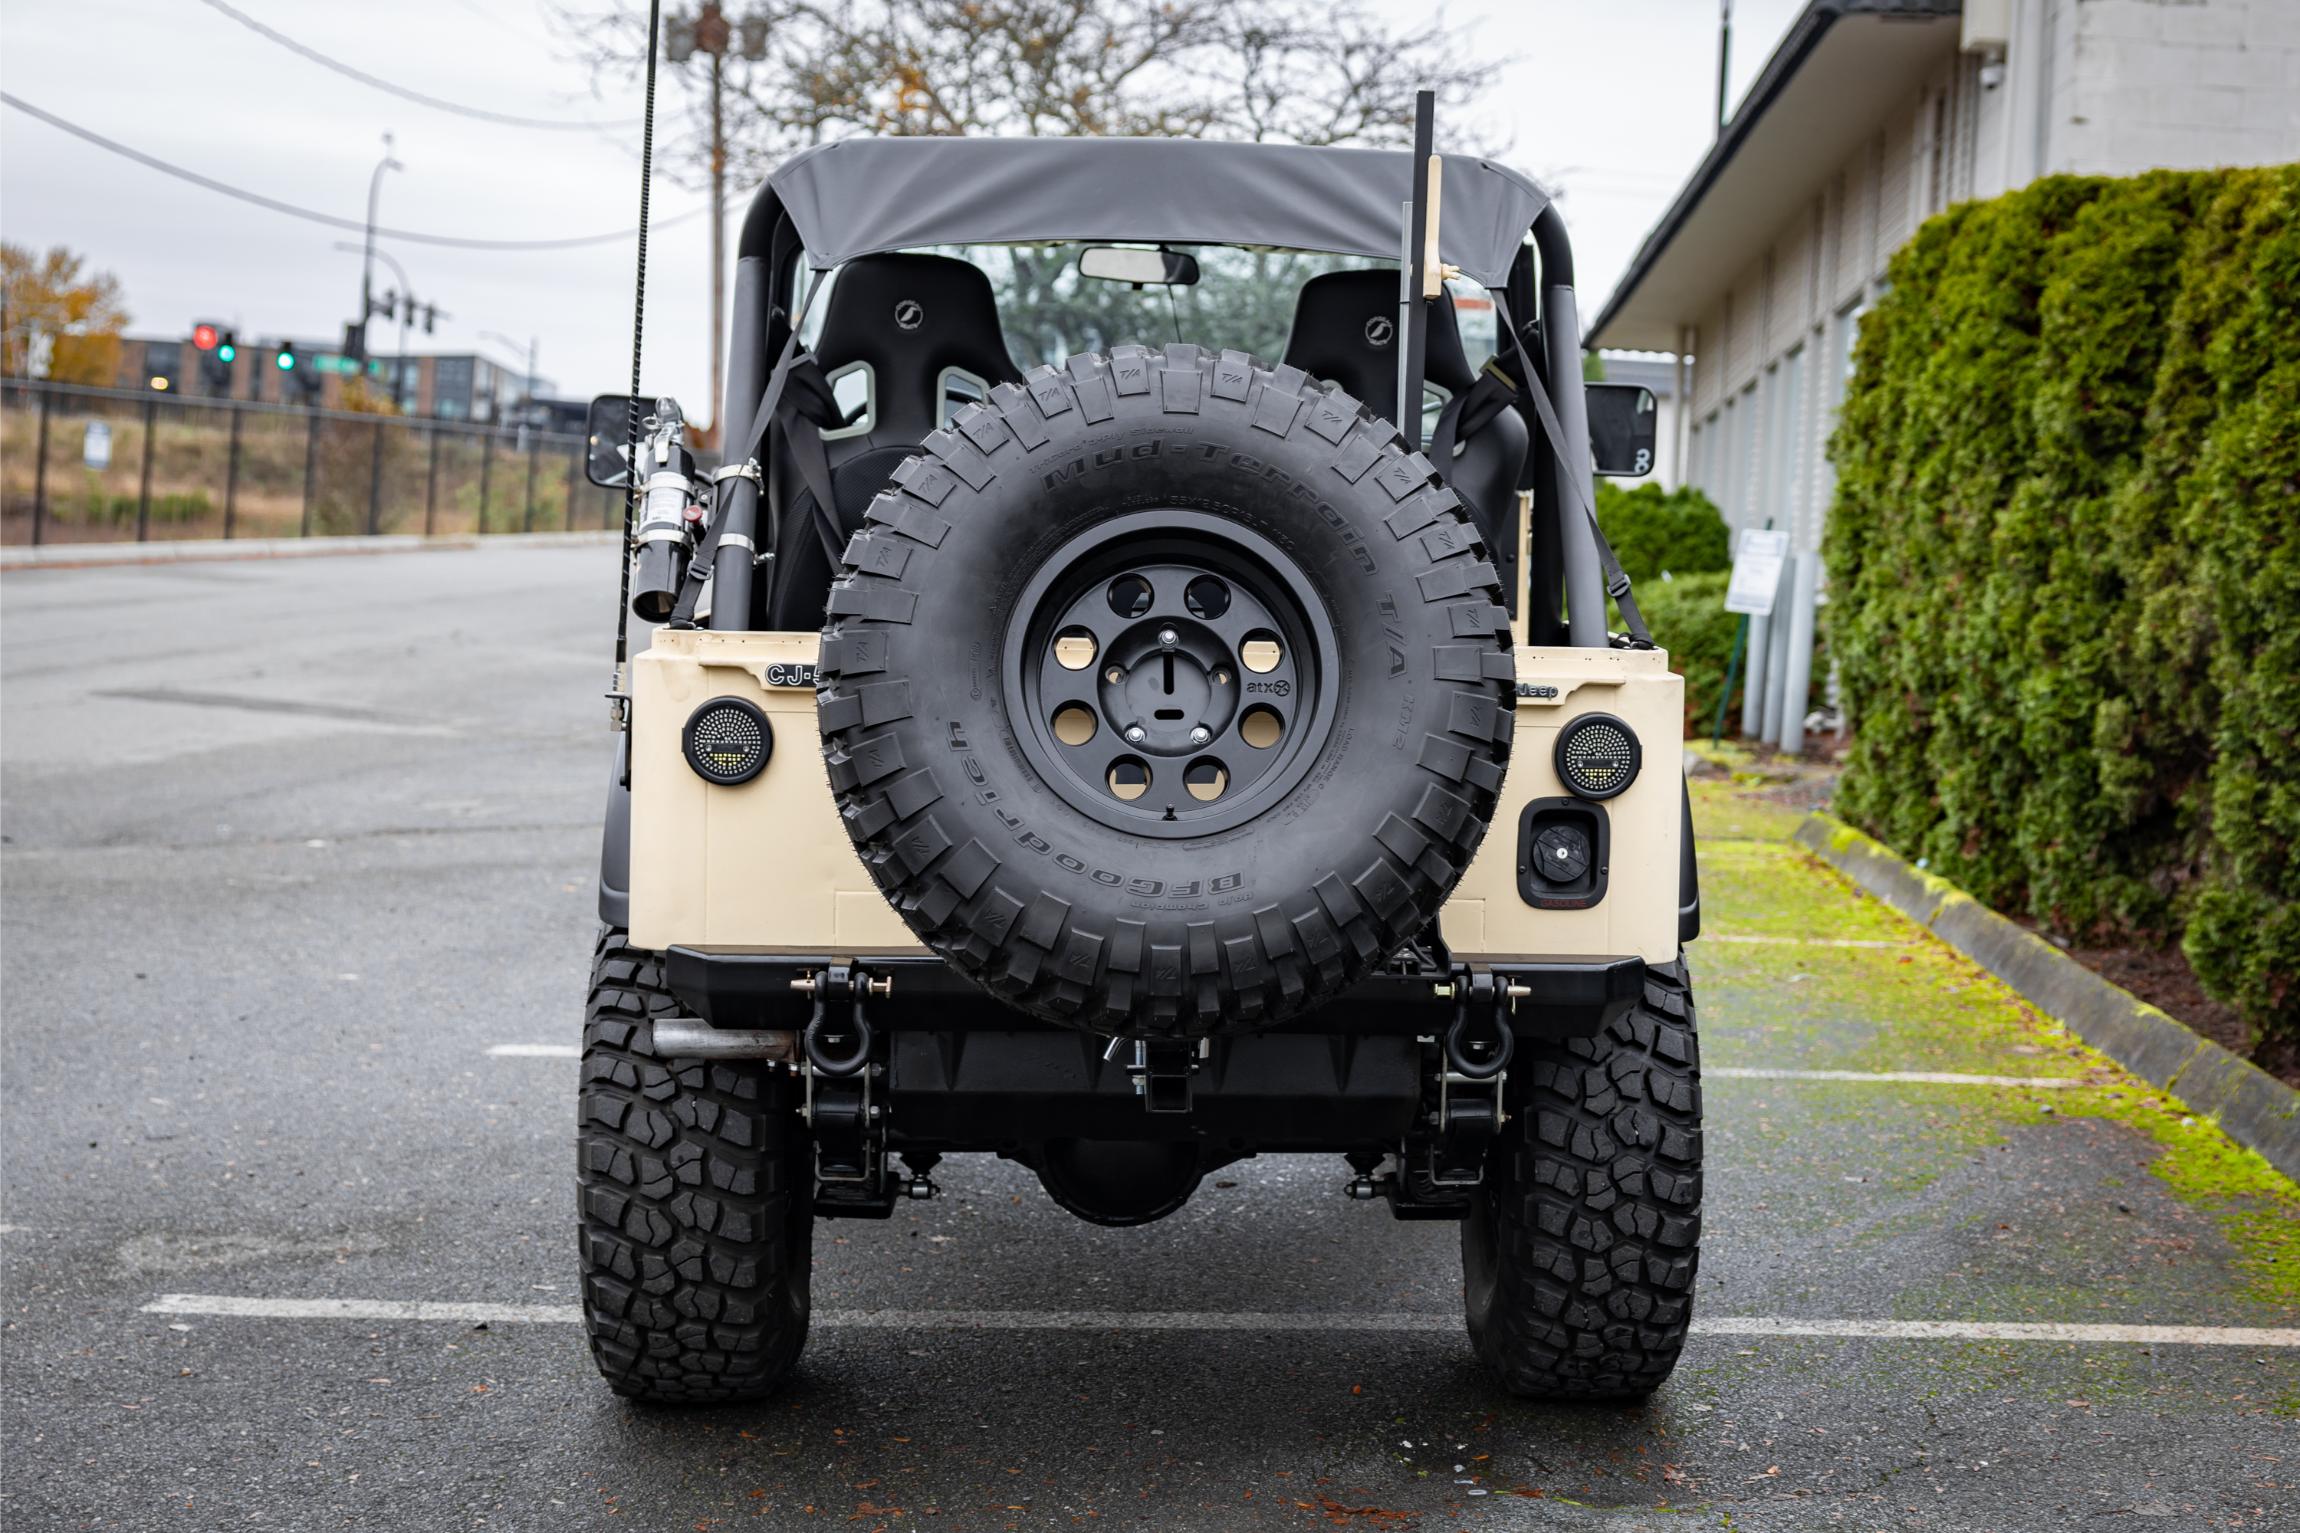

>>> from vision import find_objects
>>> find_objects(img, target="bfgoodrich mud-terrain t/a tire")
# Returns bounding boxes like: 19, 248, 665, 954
816, 343, 1516, 1037
1462, 957, 1703, 1399
577, 930, 812, 1403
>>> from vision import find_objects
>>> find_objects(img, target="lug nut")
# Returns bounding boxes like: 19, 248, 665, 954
1125, 725, 1147, 744
1189, 726, 1211, 745
1157, 627, 1178, 647
1106, 666, 1123, 684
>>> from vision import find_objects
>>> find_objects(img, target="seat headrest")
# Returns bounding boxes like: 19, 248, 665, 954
1279, 269, 1477, 422
814, 252, 1023, 444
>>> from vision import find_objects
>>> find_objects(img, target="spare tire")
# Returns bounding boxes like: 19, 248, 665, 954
816, 343, 1514, 1037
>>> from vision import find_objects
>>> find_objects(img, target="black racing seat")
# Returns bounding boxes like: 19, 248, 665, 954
1279, 270, 1528, 548
764, 252, 1025, 628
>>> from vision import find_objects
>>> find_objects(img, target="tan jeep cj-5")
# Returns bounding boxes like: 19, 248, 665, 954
578, 112, 1702, 1406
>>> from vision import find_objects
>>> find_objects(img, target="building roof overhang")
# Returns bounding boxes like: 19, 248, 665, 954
1586, 0, 1962, 353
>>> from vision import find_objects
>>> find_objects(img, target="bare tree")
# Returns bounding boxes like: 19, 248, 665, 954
556, 0, 1501, 419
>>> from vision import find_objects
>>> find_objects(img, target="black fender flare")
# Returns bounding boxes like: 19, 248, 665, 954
1678, 775, 1701, 945
598, 736, 631, 928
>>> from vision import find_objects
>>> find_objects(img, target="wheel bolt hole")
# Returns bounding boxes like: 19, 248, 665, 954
1106, 575, 1153, 619
1240, 706, 1283, 749
1184, 758, 1228, 801
1053, 628, 1097, 670
1107, 756, 1151, 801
1184, 576, 1231, 619
1052, 704, 1098, 746
1241, 633, 1283, 673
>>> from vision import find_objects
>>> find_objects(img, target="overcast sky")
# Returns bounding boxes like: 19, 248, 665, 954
0, 0, 1805, 413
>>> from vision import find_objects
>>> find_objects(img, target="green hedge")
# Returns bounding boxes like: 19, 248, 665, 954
1596, 481, 1732, 582
1825, 165, 2299, 1048
1636, 571, 1739, 733
1595, 482, 1739, 732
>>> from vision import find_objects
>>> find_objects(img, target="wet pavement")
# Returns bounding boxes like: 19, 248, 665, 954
3, 544, 2294, 1531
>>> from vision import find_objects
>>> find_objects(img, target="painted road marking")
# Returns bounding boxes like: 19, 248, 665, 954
138, 1296, 2300, 1347
1699, 934, 1916, 948
487, 1044, 578, 1058
1709, 1067, 2090, 1089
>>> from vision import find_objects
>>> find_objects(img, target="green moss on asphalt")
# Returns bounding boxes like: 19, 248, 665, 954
1692, 776, 2300, 1310
1689, 778, 1806, 844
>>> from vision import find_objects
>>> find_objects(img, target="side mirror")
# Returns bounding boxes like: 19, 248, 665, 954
1077, 245, 1200, 287
585, 393, 676, 488
1586, 383, 1658, 478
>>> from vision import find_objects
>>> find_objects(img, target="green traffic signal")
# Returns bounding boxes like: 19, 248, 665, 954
276, 349, 296, 371
217, 343, 236, 363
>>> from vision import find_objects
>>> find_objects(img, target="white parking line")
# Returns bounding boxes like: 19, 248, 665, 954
1708, 1067, 2090, 1089
138, 1295, 2300, 1347
486, 1044, 578, 1058
1699, 934, 1916, 948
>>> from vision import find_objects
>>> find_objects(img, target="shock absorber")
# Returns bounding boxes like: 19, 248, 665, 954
628, 399, 700, 622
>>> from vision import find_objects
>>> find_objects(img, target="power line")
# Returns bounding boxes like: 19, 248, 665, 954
190, 0, 639, 132
1, 93, 707, 252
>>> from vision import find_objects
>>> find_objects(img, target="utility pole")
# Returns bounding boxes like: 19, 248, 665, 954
666, 4, 769, 445
358, 134, 405, 364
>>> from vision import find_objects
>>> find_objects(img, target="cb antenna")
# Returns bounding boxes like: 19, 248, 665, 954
609, 0, 665, 726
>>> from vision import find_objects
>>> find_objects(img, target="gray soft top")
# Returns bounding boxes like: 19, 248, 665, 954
764, 137, 1550, 288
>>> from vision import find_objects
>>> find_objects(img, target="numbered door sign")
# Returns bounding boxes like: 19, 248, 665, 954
1725, 528, 1790, 617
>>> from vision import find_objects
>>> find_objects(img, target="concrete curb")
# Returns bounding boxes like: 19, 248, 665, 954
1795, 812, 2299, 1183
1, 530, 619, 570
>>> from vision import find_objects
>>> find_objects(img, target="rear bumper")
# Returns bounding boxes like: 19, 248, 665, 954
664, 946, 1645, 1043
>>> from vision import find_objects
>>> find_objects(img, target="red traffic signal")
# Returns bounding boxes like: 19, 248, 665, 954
192, 323, 220, 351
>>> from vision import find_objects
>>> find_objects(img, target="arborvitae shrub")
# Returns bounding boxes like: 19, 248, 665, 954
1824, 166, 2299, 1048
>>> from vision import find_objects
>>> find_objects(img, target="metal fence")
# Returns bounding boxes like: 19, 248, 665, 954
1, 378, 629, 546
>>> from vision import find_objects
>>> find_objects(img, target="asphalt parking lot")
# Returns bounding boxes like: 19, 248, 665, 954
4, 542, 2295, 1532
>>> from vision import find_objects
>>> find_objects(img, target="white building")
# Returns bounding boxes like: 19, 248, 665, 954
1591, 0, 2300, 554
1586, 0, 2300, 744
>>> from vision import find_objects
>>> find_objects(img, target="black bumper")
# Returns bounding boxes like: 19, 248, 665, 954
663, 947, 1645, 1043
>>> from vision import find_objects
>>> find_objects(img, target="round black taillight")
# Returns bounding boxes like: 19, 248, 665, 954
682, 697, 772, 785
1555, 713, 1640, 800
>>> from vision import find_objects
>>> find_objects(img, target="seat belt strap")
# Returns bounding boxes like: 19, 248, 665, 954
1489, 294, 1653, 649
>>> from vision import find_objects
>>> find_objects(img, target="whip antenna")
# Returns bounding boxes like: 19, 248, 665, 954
609, 0, 664, 726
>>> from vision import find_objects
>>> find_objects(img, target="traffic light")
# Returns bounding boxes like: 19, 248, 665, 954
275, 340, 298, 373
192, 321, 233, 394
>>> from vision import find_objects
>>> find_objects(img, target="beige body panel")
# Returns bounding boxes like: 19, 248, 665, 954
628, 627, 1682, 967
627, 628, 925, 955
1438, 645, 1683, 965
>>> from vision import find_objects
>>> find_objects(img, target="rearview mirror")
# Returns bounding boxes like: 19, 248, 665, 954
1078, 245, 1200, 287
585, 393, 674, 488
1586, 383, 1658, 478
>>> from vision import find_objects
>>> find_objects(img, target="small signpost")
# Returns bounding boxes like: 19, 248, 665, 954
82, 421, 112, 471
1715, 527, 1791, 744
1725, 527, 1790, 616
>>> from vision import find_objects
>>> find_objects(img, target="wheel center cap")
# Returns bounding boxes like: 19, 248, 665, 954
1102, 618, 1232, 754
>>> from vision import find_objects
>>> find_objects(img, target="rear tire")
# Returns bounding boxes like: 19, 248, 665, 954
1462, 957, 1703, 1399
578, 930, 813, 1403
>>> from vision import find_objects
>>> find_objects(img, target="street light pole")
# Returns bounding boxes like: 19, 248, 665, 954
359, 134, 405, 363
341, 242, 416, 408
479, 331, 539, 417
